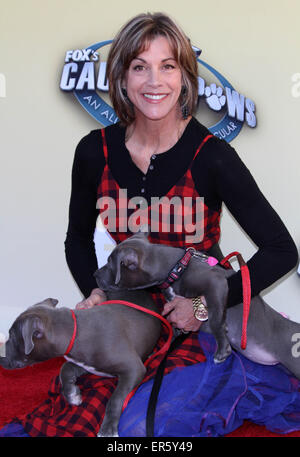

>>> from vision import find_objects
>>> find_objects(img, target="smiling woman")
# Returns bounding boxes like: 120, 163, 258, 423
106, 13, 198, 127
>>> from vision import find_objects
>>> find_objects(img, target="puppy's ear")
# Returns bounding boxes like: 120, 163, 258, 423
32, 298, 59, 308
21, 316, 45, 355
115, 249, 139, 285
123, 251, 139, 270
138, 225, 150, 237
130, 226, 150, 239
41, 298, 59, 307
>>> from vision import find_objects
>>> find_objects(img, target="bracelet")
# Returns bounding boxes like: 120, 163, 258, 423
192, 296, 208, 321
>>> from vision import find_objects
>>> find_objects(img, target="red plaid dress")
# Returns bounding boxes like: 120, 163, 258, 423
20, 129, 222, 437
99, 129, 220, 249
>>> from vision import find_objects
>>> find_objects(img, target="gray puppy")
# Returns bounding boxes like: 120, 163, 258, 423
0, 290, 161, 437
94, 231, 300, 379
95, 232, 231, 363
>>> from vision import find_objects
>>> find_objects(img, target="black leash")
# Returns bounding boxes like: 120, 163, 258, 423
145, 243, 226, 437
146, 331, 190, 437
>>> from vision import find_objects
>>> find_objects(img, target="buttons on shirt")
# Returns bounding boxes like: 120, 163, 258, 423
140, 155, 156, 195
141, 175, 146, 195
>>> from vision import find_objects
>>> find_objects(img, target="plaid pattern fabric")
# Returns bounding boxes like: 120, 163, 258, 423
19, 130, 219, 437
98, 129, 221, 251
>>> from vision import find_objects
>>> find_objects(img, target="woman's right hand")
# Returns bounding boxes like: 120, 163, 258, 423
75, 288, 107, 309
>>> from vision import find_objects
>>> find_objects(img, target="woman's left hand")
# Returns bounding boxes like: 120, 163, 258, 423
161, 295, 203, 332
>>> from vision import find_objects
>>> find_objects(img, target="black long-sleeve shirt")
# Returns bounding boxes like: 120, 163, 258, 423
64, 117, 298, 306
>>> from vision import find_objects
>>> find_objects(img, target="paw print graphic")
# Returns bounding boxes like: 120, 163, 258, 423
205, 83, 226, 111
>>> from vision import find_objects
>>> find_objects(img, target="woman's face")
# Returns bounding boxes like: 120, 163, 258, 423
124, 35, 183, 123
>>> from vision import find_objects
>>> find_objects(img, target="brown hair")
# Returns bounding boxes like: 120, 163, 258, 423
106, 12, 199, 126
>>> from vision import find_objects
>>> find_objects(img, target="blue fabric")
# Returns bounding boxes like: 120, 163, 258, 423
0, 422, 29, 437
119, 332, 300, 437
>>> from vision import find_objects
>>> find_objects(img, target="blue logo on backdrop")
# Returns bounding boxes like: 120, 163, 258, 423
60, 41, 257, 143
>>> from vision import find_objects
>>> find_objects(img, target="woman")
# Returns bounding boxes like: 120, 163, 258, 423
70, 12, 297, 328
1, 12, 298, 437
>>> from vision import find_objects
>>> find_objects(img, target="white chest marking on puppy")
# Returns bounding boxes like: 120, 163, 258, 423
64, 356, 115, 378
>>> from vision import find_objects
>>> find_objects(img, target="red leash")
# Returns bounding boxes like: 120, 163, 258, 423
64, 310, 77, 356
220, 252, 251, 350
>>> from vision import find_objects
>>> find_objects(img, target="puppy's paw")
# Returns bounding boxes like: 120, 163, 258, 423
97, 421, 119, 437
69, 392, 82, 406
65, 386, 82, 406
97, 430, 119, 438
213, 344, 232, 364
